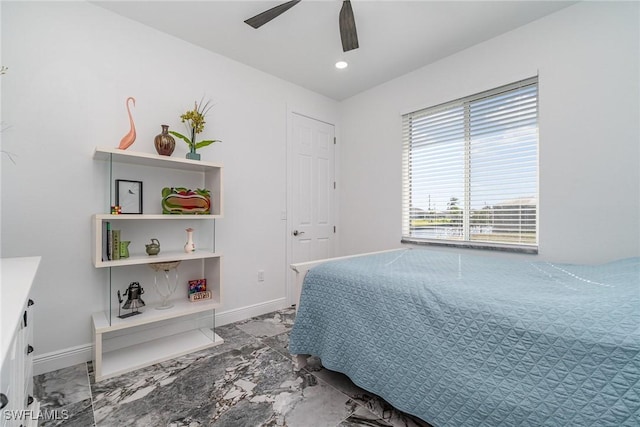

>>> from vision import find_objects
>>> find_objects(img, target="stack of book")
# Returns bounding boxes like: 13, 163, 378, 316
102, 222, 122, 261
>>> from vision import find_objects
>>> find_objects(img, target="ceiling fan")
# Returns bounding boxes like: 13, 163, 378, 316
244, 0, 359, 52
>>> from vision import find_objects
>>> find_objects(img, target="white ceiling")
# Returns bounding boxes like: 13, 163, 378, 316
94, 0, 575, 101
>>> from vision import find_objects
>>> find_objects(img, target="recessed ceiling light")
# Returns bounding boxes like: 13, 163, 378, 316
335, 61, 348, 69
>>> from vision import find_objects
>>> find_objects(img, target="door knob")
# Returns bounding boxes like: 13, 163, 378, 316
292, 230, 305, 236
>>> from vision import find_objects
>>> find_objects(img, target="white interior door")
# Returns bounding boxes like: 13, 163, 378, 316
288, 112, 335, 304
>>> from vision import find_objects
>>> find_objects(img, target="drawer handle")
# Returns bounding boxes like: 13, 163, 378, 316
27, 345, 34, 355
0, 393, 8, 409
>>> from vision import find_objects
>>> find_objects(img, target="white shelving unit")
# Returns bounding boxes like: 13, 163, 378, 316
91, 148, 224, 382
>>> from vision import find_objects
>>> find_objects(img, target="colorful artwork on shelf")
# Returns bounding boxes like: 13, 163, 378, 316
188, 278, 207, 295
188, 279, 211, 301
162, 187, 211, 214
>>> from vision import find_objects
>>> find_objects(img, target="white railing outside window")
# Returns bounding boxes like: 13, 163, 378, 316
402, 77, 538, 252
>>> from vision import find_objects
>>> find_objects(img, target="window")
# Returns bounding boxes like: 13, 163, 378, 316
402, 77, 538, 252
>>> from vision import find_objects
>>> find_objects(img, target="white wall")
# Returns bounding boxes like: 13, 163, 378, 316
0, 1, 339, 366
338, 1, 640, 264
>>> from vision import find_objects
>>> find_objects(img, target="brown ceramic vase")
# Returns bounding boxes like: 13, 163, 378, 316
154, 125, 176, 156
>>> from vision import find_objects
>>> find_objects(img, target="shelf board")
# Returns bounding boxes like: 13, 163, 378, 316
94, 147, 222, 171
94, 250, 222, 268
94, 214, 222, 220
93, 297, 222, 333
98, 329, 223, 381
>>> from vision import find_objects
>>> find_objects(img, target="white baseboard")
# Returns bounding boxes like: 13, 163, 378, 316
33, 343, 93, 376
215, 297, 289, 326
33, 297, 290, 376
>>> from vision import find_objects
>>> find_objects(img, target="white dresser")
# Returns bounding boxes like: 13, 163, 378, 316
1, 257, 41, 427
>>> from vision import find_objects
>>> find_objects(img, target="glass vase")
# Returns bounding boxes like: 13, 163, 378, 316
149, 261, 181, 309
186, 146, 200, 161
186, 129, 201, 160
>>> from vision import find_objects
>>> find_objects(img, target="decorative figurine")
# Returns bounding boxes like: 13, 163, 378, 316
118, 97, 136, 150
118, 282, 145, 319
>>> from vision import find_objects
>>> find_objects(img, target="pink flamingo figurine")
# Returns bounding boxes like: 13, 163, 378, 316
118, 97, 136, 150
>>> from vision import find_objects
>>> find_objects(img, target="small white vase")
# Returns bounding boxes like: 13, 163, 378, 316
184, 228, 195, 253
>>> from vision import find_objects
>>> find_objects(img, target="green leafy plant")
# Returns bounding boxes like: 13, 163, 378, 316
169, 98, 220, 153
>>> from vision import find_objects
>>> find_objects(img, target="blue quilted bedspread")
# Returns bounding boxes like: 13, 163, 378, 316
289, 249, 640, 427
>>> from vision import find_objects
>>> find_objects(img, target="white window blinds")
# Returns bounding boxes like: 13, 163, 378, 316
402, 77, 538, 251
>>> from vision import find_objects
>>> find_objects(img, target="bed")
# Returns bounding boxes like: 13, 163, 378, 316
289, 248, 640, 427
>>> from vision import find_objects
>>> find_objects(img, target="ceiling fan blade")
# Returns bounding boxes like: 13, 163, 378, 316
244, 0, 302, 29
339, 0, 359, 52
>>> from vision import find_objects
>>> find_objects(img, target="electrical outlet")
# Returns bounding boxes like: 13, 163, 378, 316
257, 270, 265, 282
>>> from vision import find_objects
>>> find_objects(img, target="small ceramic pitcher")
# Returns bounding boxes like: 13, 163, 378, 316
145, 238, 160, 256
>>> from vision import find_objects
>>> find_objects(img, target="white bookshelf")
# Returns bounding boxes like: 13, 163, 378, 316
91, 148, 224, 381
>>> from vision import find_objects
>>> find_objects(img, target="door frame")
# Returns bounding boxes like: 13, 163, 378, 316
285, 107, 339, 307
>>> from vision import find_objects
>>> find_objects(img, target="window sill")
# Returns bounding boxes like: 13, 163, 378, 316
401, 238, 538, 254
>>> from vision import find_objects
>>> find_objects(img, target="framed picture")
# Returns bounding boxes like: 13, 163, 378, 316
115, 180, 143, 214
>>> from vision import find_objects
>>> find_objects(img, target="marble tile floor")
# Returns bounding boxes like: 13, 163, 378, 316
34, 308, 432, 427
